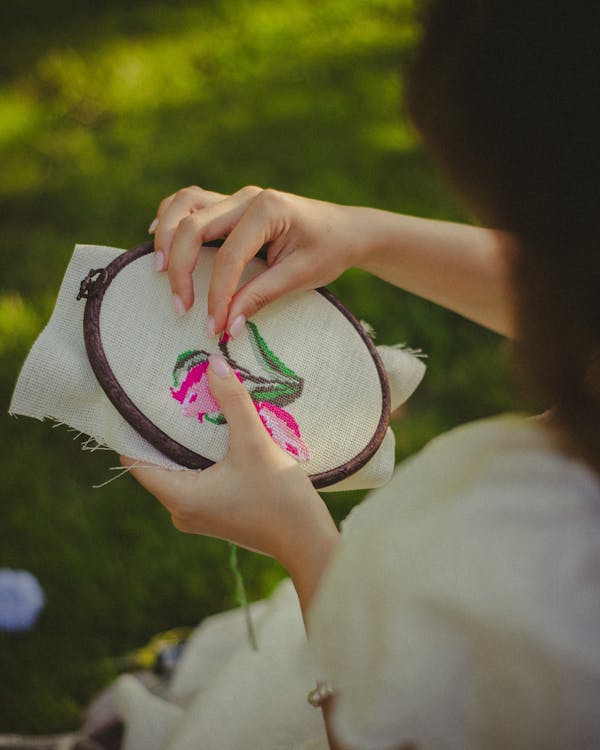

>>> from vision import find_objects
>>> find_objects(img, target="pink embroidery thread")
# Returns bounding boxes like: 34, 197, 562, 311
255, 401, 310, 462
170, 360, 244, 425
170, 324, 310, 461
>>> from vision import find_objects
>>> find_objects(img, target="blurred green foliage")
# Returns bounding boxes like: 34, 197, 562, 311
0, 0, 514, 732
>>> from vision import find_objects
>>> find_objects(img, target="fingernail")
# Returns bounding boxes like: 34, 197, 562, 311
229, 314, 246, 338
148, 218, 158, 234
209, 353, 232, 378
206, 315, 216, 338
172, 293, 186, 317
153, 250, 165, 272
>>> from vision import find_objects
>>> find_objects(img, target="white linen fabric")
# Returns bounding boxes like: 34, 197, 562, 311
115, 415, 600, 750
9, 243, 425, 491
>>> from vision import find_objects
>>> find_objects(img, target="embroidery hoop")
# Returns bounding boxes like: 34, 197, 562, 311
77, 241, 390, 489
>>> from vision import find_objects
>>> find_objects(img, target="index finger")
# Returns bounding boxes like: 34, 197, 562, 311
153, 186, 227, 268
208, 195, 278, 336
167, 186, 264, 319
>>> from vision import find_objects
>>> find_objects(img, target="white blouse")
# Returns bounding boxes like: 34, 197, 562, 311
116, 415, 600, 750
309, 415, 600, 749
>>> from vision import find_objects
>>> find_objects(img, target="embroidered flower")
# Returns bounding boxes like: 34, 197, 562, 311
0, 568, 45, 632
170, 323, 310, 462
254, 401, 310, 462
171, 358, 217, 421
171, 355, 244, 425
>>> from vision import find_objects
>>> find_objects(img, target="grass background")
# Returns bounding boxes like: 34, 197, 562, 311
0, 0, 514, 731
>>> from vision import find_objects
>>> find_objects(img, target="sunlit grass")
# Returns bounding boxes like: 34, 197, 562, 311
1, 0, 418, 202
0, 294, 42, 354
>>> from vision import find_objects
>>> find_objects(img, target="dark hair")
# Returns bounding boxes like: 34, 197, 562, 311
408, 1, 600, 473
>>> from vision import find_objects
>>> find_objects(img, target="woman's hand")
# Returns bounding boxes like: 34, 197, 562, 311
121, 353, 340, 610
150, 183, 517, 337
150, 185, 367, 337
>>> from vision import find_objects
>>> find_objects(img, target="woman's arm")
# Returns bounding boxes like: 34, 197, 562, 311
352, 208, 517, 337
150, 185, 517, 338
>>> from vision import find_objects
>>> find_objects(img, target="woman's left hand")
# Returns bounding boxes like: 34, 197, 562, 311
120, 353, 339, 605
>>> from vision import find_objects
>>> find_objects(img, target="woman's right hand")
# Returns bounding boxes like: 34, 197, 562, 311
150, 185, 368, 337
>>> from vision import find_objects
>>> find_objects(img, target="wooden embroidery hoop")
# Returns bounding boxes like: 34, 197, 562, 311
77, 240, 390, 489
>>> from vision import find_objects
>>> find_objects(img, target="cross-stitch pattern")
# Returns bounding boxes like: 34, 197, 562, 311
170, 321, 310, 462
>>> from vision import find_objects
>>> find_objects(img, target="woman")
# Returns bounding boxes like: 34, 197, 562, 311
119, 2, 600, 748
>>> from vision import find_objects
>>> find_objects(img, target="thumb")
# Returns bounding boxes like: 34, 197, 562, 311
207, 354, 266, 447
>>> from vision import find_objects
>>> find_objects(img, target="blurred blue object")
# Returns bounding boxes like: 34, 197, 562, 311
154, 642, 186, 676
0, 568, 45, 632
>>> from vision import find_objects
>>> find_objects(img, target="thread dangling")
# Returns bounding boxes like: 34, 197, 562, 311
228, 543, 258, 651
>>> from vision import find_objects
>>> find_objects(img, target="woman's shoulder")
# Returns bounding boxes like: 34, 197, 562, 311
336, 415, 600, 605
338, 413, 600, 627
342, 412, 600, 537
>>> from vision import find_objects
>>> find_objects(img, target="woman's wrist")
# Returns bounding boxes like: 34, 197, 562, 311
338, 204, 421, 278
278, 516, 340, 622
349, 206, 422, 276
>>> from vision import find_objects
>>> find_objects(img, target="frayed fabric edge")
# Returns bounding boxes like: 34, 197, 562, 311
359, 320, 377, 340
389, 343, 428, 360
91, 461, 168, 489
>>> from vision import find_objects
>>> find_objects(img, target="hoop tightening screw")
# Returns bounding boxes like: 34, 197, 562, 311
76, 268, 108, 300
